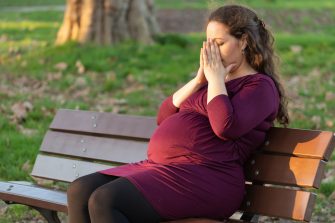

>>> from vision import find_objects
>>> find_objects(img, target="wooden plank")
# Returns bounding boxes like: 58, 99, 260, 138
31, 155, 116, 182
239, 184, 316, 222
325, 134, 335, 161
261, 127, 334, 161
244, 153, 326, 188
50, 109, 157, 140
40, 130, 148, 163
40, 131, 326, 188
163, 219, 223, 223
50, 110, 335, 160
0, 181, 67, 213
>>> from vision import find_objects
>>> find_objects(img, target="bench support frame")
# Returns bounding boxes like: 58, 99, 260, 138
240, 212, 259, 222
4, 200, 61, 223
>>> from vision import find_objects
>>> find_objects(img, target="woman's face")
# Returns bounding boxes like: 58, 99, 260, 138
206, 21, 246, 70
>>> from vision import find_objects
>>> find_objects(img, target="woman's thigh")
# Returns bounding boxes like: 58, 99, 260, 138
88, 177, 162, 223
67, 172, 119, 203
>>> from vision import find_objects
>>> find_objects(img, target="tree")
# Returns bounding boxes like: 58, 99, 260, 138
56, 0, 160, 45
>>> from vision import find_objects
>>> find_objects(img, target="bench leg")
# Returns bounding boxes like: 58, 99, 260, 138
4, 201, 62, 223
240, 212, 259, 222
31, 206, 62, 223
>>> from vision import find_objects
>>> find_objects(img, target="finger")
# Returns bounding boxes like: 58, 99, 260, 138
203, 42, 208, 65
214, 42, 221, 62
206, 40, 212, 62
210, 39, 217, 62
200, 48, 204, 67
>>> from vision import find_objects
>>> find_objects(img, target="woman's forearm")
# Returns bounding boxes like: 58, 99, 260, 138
172, 77, 204, 108
207, 78, 228, 104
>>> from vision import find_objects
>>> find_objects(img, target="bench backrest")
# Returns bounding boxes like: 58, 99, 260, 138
32, 109, 335, 222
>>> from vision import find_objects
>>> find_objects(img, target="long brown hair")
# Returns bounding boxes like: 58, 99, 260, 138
208, 4, 289, 126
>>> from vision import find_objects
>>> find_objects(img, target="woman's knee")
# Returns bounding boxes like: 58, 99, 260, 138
67, 173, 103, 204
67, 176, 88, 200
88, 187, 110, 214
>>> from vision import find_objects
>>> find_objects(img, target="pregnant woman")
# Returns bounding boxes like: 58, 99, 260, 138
67, 4, 289, 223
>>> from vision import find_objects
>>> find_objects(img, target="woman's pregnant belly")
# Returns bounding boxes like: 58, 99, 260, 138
147, 110, 217, 164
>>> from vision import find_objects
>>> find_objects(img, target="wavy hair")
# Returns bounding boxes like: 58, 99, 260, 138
208, 4, 289, 126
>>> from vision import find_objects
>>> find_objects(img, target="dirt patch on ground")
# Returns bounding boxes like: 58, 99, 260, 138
157, 9, 209, 33
156, 8, 335, 33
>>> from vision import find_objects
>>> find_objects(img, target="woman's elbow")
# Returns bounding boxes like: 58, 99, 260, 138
156, 116, 163, 126
213, 127, 239, 140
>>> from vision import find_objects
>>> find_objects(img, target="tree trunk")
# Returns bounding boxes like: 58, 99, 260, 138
56, 0, 160, 45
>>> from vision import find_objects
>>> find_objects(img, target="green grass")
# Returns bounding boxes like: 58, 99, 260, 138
0, 0, 65, 7
156, 0, 335, 9
320, 181, 335, 197
1, 0, 335, 9
0, 1, 335, 222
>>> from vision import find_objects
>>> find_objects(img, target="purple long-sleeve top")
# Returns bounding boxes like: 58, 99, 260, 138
99, 73, 280, 220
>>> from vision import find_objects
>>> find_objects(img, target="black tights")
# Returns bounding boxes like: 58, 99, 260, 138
67, 172, 163, 223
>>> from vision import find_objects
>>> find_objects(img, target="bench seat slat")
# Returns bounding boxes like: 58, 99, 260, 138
261, 128, 334, 161
240, 184, 315, 222
0, 182, 67, 213
244, 154, 325, 188
50, 109, 156, 140
41, 130, 148, 163
31, 155, 115, 183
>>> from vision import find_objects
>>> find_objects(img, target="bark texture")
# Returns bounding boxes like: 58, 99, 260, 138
56, 0, 160, 45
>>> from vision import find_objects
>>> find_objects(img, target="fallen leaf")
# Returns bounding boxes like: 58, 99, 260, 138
32, 176, 54, 186
325, 119, 334, 127
54, 62, 68, 71
74, 77, 87, 87
21, 160, 31, 172
23, 101, 33, 111
106, 71, 116, 81
126, 74, 136, 83
286, 76, 300, 87
39, 58, 46, 65
115, 98, 127, 105
0, 202, 8, 215
47, 72, 63, 81
290, 44, 302, 54
308, 67, 321, 77
76, 60, 85, 74
0, 34, 8, 42
11, 103, 27, 123
327, 188, 334, 199
311, 115, 321, 129
72, 88, 90, 98
315, 102, 326, 110
18, 125, 38, 137
11, 101, 33, 123
325, 91, 335, 101
21, 60, 27, 67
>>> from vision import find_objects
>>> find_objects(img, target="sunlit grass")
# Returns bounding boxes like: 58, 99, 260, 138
0, 0, 64, 7
0, 21, 59, 29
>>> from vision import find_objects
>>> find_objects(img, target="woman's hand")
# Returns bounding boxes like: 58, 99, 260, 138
202, 39, 235, 83
194, 48, 207, 85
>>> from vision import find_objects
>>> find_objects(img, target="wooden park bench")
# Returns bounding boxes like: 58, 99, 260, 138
0, 108, 334, 223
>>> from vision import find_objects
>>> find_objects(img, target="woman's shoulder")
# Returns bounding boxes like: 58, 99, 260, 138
237, 73, 279, 99
243, 73, 277, 89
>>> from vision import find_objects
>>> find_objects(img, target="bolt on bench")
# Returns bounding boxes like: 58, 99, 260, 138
0, 109, 334, 223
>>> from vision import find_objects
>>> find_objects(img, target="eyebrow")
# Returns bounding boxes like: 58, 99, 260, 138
213, 38, 225, 41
